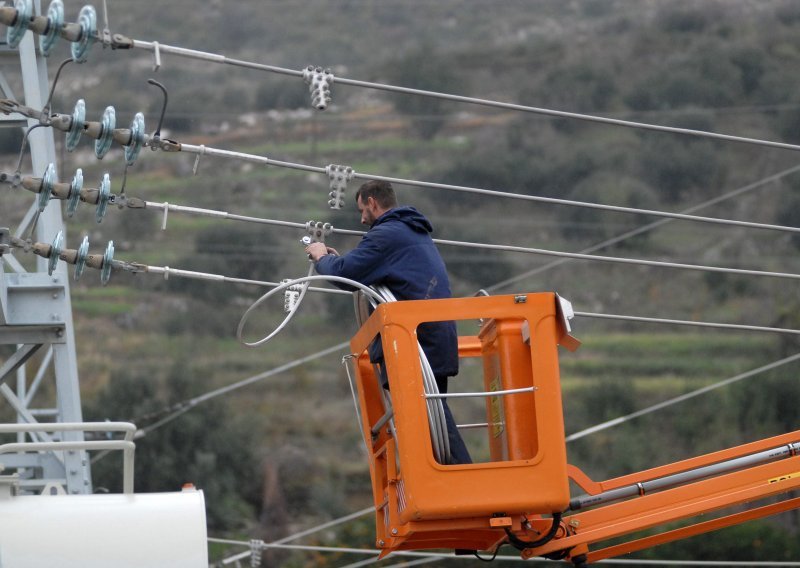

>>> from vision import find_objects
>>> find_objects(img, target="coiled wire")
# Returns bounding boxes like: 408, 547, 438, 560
237, 274, 452, 464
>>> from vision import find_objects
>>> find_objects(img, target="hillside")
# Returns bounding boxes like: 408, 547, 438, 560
2, 0, 800, 565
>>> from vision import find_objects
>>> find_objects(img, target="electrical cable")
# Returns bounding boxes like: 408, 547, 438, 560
572, 312, 800, 336
486, 163, 800, 292
136, 342, 349, 438
429, 237, 800, 281
132, 201, 800, 282
171, 141, 800, 237
6, 11, 800, 564
124, 39, 800, 153
235, 272, 382, 347
503, 513, 563, 551
372, 285, 451, 464
209, 538, 800, 565
565, 351, 800, 443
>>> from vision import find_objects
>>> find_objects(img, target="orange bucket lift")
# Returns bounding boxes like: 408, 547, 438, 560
346, 293, 800, 566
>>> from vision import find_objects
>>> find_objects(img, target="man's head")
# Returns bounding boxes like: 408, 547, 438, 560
355, 180, 398, 226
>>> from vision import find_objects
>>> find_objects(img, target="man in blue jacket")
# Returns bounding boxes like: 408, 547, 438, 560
306, 180, 471, 465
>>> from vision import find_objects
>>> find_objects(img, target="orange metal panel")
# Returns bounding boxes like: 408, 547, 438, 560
349, 293, 573, 554
588, 496, 800, 562
349, 292, 800, 560
531, 455, 800, 558
573, 430, 800, 494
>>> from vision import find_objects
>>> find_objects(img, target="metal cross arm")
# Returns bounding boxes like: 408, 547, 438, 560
0, 343, 43, 386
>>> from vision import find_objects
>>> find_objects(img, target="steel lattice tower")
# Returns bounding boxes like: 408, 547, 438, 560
0, 3, 90, 495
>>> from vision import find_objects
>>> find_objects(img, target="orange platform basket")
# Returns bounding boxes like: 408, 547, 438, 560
347, 292, 579, 555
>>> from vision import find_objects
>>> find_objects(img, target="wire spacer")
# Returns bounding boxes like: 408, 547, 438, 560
39, 0, 64, 57
6, 0, 32, 49
95, 173, 110, 223
249, 539, 263, 568
326, 164, 354, 210
47, 230, 63, 276
70, 4, 97, 63
37, 162, 57, 212
95, 106, 116, 159
100, 240, 114, 285
305, 220, 333, 243
281, 279, 303, 314
66, 168, 83, 217
73, 235, 89, 280
65, 99, 85, 152
124, 112, 145, 165
302, 65, 334, 111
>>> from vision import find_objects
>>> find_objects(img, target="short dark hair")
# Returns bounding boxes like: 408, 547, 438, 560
355, 180, 397, 209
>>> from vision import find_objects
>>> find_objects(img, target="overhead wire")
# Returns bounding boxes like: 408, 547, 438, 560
486, 163, 800, 292
135, 342, 349, 438
123, 161, 800, 438
126, 40, 800, 153
208, 538, 800, 566
172, 142, 800, 237
212, 347, 800, 564
125, 201, 800, 284
565, 352, 800, 443
0, 10, 793, 567
28, 17, 800, 563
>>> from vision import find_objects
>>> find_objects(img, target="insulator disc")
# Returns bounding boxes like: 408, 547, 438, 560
70, 4, 96, 63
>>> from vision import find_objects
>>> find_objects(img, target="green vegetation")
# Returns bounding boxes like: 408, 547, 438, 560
3, 0, 800, 564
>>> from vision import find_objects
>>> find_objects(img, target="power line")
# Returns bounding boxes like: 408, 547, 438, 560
211, 351, 800, 565
126, 40, 800, 153
487, 164, 800, 292
573, 312, 800, 336
119, 167, 800, 436
173, 142, 800, 237
565, 352, 800, 443
209, 538, 800, 566
136, 342, 349, 438
116, 201, 800, 284
217, 506, 375, 565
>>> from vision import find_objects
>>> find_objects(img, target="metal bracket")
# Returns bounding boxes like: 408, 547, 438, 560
304, 220, 333, 243
249, 539, 263, 568
302, 65, 334, 111
281, 278, 302, 314
0, 227, 9, 257
555, 293, 581, 352
326, 164, 353, 210
0, 343, 43, 387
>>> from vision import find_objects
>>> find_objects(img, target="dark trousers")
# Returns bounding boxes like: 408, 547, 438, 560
435, 375, 473, 465
378, 365, 472, 465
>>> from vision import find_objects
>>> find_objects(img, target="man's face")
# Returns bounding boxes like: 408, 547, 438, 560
358, 196, 377, 226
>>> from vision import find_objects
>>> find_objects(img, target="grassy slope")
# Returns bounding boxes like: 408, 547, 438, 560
2, 0, 800, 560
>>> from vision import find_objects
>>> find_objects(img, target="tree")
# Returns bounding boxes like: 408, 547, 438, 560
385, 45, 465, 139
558, 172, 659, 246
85, 361, 261, 532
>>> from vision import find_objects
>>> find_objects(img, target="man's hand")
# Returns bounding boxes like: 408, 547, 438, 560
305, 242, 339, 262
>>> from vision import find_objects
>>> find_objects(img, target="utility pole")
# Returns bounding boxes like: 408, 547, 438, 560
0, 5, 91, 495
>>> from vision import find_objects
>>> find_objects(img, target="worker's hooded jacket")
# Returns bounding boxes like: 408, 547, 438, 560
315, 206, 459, 379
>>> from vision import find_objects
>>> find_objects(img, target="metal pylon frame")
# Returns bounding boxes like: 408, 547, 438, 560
0, 3, 91, 495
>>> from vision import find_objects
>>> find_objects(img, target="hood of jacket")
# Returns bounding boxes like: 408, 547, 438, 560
372, 206, 433, 234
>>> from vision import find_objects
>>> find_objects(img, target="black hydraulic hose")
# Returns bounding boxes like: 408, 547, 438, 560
504, 512, 563, 551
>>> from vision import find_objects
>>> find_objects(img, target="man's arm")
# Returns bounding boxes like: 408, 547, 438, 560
311, 229, 389, 285
306, 242, 339, 261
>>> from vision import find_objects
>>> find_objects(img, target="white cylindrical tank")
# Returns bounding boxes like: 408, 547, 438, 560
0, 486, 208, 567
